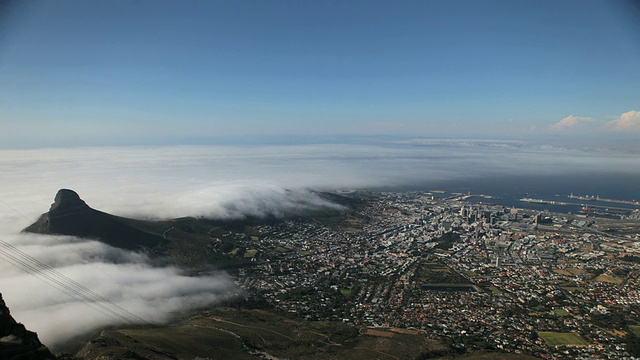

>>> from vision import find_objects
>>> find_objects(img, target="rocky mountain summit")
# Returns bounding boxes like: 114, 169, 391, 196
0, 293, 56, 360
23, 189, 168, 251
47, 189, 90, 219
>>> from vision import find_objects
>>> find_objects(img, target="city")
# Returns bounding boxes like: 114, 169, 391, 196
207, 191, 640, 359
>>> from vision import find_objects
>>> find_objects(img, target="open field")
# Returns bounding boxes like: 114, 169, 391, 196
595, 274, 624, 284
243, 249, 258, 258
390, 328, 421, 335
567, 268, 588, 276
340, 289, 353, 297
553, 269, 572, 276
553, 308, 570, 316
275, 246, 293, 253
561, 286, 588, 292
539, 331, 587, 347
364, 329, 395, 338
554, 268, 589, 277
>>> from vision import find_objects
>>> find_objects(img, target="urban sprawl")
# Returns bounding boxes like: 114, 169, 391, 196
210, 191, 640, 359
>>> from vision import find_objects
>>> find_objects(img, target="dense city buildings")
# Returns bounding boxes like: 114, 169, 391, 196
209, 191, 640, 359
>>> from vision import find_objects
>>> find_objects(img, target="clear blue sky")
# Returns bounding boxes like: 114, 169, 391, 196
1, 0, 639, 147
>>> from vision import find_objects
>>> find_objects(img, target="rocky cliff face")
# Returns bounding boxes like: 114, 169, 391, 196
48, 189, 90, 219
0, 293, 56, 360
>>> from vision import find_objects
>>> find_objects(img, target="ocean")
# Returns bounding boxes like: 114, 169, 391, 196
399, 172, 640, 215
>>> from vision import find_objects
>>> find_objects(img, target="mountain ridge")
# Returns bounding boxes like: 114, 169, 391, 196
23, 189, 169, 251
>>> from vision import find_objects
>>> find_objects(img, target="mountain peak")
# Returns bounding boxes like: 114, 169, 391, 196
52, 189, 82, 207
49, 189, 89, 216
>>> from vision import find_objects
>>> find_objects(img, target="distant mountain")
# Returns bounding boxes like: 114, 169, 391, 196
23, 189, 169, 251
0, 293, 56, 360
23, 189, 354, 256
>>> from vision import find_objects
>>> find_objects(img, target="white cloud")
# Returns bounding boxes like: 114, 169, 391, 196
0, 143, 639, 227
605, 110, 640, 131
0, 234, 235, 348
548, 115, 594, 131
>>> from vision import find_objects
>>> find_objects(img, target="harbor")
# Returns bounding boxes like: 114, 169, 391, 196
568, 193, 640, 206
517, 195, 639, 218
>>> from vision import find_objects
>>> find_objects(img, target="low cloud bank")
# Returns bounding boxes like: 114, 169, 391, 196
130, 185, 347, 220
0, 233, 235, 348
2, 141, 639, 227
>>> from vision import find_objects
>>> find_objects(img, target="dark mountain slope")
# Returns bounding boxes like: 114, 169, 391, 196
23, 189, 169, 251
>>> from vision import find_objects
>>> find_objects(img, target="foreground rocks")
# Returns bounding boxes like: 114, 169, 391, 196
0, 293, 56, 360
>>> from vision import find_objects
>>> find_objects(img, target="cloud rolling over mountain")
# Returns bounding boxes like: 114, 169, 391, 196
0, 234, 235, 348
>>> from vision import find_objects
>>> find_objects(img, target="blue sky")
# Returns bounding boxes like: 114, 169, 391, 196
1, 0, 639, 147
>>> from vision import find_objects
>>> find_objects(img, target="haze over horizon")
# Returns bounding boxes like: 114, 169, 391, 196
1, 0, 639, 148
